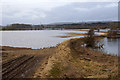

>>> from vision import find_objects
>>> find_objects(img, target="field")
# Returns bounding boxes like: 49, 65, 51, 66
2, 46, 55, 78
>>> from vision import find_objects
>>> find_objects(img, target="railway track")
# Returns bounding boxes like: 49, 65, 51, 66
2, 55, 43, 79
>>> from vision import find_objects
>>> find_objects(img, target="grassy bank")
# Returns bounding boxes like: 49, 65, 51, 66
35, 37, 118, 79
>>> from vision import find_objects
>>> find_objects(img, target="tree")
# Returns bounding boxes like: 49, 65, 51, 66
107, 26, 118, 38
84, 29, 96, 48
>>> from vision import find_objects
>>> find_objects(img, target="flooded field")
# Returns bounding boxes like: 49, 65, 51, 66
1, 30, 86, 49
0, 30, 118, 55
99, 38, 119, 56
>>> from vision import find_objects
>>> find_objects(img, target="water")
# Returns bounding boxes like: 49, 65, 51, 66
0, 30, 118, 55
1, 30, 85, 49
99, 38, 119, 56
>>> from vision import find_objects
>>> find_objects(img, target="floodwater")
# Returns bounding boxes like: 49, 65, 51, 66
99, 38, 119, 56
0, 30, 118, 55
1, 30, 86, 49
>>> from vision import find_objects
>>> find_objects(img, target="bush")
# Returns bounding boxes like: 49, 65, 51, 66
84, 29, 96, 48
107, 27, 118, 38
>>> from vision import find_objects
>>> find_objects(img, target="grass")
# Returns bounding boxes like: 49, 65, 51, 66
48, 36, 118, 78
79, 29, 108, 33
49, 62, 62, 78
66, 32, 87, 36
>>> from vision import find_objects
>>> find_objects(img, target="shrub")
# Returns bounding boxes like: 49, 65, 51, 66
107, 27, 118, 38
84, 29, 96, 48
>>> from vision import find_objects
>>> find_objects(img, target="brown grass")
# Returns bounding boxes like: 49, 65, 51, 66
55, 35, 74, 38
79, 29, 108, 33
66, 33, 87, 36
41, 37, 118, 78
65, 32, 107, 37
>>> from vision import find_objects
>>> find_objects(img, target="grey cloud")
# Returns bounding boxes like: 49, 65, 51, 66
41, 2, 118, 23
2, 2, 118, 25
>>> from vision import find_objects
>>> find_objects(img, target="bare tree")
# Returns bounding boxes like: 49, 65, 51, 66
84, 29, 96, 48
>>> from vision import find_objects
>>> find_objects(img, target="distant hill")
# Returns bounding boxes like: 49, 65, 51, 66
44, 21, 119, 29
2, 21, 119, 30
2, 24, 43, 30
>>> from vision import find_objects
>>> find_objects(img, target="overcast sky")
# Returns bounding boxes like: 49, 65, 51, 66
1, 0, 119, 25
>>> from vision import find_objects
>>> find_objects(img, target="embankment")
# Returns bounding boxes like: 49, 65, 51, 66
34, 38, 118, 78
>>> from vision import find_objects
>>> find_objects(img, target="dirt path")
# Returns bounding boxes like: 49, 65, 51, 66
2, 46, 56, 79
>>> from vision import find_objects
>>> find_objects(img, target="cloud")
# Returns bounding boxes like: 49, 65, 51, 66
1, 0, 119, 3
75, 8, 89, 11
29, 2, 117, 24
39, 12, 47, 18
74, 2, 118, 12
1, 1, 118, 25
105, 3, 118, 7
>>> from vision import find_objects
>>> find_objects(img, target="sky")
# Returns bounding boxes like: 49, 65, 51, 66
1, 0, 119, 25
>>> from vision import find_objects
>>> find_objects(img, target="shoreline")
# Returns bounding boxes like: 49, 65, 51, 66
1, 45, 56, 50
1, 35, 117, 56
2, 37, 118, 78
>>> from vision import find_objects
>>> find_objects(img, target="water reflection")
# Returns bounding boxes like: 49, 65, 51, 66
100, 38, 118, 55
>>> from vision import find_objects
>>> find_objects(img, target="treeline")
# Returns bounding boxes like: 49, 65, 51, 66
45, 22, 119, 29
2, 24, 44, 30
1, 21, 119, 30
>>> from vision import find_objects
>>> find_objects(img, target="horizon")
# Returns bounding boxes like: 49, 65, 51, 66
1, 20, 119, 26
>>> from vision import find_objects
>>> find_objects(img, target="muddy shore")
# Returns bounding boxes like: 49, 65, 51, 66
1, 46, 56, 78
